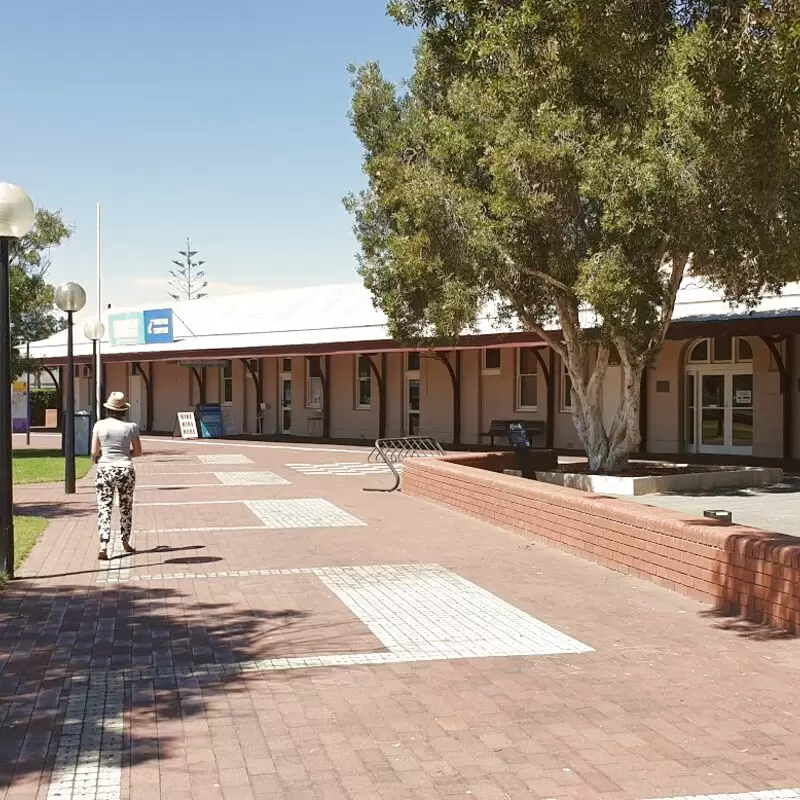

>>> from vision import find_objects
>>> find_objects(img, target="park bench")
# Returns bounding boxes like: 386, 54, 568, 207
481, 419, 546, 448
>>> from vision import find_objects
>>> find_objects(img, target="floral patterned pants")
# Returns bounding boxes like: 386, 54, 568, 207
95, 465, 136, 544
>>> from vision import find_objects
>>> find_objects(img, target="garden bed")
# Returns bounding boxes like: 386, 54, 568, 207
503, 461, 782, 496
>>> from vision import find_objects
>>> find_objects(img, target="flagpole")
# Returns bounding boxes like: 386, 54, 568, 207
96, 202, 102, 421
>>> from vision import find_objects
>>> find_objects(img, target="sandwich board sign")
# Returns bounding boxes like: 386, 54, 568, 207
174, 411, 199, 440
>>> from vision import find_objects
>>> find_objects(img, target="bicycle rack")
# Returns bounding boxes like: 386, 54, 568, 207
364, 436, 445, 492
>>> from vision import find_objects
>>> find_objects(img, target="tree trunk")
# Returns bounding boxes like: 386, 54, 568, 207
564, 340, 644, 473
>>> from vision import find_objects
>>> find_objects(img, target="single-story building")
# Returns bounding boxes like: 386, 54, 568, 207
26, 278, 800, 460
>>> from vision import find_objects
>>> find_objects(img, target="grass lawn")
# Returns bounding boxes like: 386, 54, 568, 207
13, 515, 49, 570
0, 516, 49, 585
13, 449, 92, 485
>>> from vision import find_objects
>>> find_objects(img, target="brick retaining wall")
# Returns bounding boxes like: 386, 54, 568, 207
402, 454, 800, 632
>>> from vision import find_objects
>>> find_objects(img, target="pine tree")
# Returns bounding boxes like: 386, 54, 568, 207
168, 238, 208, 301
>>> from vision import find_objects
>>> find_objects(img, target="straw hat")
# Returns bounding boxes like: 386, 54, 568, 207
103, 391, 130, 411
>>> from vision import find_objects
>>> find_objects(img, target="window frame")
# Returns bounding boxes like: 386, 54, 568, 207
482, 348, 502, 374
355, 355, 372, 410
221, 362, 234, 406
515, 348, 538, 412
306, 357, 323, 410
560, 358, 573, 413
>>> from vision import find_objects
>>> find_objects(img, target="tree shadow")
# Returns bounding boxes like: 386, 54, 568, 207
0, 576, 385, 790
658, 474, 800, 498
13, 501, 95, 521
707, 528, 800, 637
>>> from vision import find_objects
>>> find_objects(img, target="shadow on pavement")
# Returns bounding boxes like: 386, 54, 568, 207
659, 474, 800, 498
708, 528, 800, 639
0, 576, 381, 788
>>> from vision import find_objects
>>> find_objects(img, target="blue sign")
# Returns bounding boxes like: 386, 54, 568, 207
196, 403, 225, 438
143, 309, 174, 344
108, 312, 145, 346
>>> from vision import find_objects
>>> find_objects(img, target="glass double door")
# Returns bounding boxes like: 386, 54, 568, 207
687, 371, 753, 454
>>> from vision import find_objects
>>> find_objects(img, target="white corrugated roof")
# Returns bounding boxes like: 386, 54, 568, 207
25, 278, 800, 361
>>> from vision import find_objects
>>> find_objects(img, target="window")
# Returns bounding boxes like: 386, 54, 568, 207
306, 357, 323, 409
221, 362, 233, 405
737, 337, 753, 362
245, 359, 258, 378
560, 358, 573, 412
712, 335, 733, 362
407, 351, 420, 372
689, 337, 753, 365
355, 355, 372, 409
688, 340, 709, 363
281, 358, 292, 374
516, 349, 538, 410
482, 348, 501, 373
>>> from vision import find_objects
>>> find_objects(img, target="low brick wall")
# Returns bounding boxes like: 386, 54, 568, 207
402, 454, 800, 632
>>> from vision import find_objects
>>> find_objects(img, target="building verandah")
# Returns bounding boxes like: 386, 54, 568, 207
43, 325, 797, 464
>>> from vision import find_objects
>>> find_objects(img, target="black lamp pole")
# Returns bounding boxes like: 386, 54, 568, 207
0, 237, 14, 576
65, 311, 76, 494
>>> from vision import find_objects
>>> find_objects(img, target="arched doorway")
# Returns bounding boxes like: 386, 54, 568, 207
684, 336, 754, 456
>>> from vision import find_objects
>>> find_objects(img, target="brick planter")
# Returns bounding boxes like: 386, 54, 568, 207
402, 453, 800, 632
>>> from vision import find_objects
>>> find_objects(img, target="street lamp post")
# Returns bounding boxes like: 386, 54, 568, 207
55, 282, 87, 495
0, 183, 35, 578
83, 320, 105, 431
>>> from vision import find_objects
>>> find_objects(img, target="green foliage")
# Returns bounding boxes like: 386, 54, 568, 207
9, 209, 72, 379
346, 0, 800, 467
29, 389, 58, 427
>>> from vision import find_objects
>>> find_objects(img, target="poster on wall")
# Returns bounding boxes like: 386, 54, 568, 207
11, 382, 28, 433
196, 403, 225, 438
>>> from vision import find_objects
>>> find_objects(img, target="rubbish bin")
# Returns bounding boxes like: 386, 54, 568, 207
73, 410, 91, 456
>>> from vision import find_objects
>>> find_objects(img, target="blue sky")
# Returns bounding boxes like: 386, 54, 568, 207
1, 1, 416, 318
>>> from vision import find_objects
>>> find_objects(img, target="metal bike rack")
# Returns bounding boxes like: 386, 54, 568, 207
364, 436, 445, 492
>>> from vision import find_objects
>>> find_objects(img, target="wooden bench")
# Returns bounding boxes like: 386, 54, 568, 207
481, 419, 546, 448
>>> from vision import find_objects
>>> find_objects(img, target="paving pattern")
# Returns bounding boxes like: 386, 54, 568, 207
318, 564, 592, 659
285, 461, 401, 476
4, 437, 800, 800
245, 498, 366, 528
213, 471, 290, 486
197, 453, 253, 465
647, 792, 800, 800
45, 678, 123, 800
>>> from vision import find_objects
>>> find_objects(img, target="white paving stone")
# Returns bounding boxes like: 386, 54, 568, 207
214, 471, 290, 485
198, 453, 252, 464
285, 461, 401, 476
245, 498, 366, 528
642, 791, 800, 800
316, 564, 592, 659
46, 679, 124, 800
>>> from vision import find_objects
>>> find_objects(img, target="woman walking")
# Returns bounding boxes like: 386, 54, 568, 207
91, 392, 142, 560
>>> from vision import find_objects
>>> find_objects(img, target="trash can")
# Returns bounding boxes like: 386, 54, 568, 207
73, 410, 91, 456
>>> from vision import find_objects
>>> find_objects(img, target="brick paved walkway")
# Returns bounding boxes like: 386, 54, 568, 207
2, 437, 799, 800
